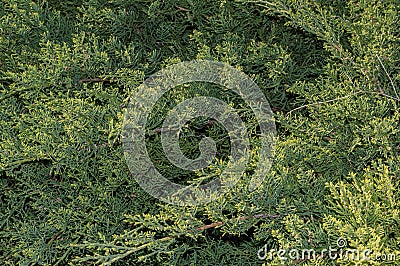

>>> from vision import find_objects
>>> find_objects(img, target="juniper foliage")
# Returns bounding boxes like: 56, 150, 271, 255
0, 0, 399, 265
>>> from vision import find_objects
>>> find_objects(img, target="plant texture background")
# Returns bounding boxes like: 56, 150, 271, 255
0, 0, 399, 265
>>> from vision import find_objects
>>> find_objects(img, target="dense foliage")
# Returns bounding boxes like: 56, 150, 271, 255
1, 0, 399, 265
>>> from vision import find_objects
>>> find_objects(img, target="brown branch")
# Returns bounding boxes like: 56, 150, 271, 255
153, 127, 170, 133
253, 213, 280, 219
176, 6, 189, 12
194, 213, 280, 231
79, 78, 111, 83
73, 213, 282, 264
286, 90, 364, 115
376, 55, 399, 99
48, 231, 62, 244
196, 221, 224, 231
